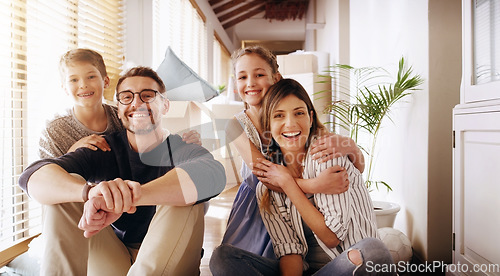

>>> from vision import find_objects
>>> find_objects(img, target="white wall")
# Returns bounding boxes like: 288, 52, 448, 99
193, 0, 235, 53
349, 0, 431, 261
124, 0, 235, 70
312, 0, 461, 262
125, 0, 154, 67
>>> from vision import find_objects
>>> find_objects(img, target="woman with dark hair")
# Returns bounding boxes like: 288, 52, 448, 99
215, 46, 365, 261
211, 79, 395, 276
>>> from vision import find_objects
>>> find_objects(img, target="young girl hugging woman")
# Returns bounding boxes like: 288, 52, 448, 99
211, 78, 395, 276
215, 46, 366, 261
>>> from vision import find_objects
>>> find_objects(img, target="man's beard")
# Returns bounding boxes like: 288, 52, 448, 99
125, 123, 158, 135
122, 107, 160, 135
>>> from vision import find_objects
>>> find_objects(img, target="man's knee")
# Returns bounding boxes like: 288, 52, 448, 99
156, 203, 203, 219
43, 202, 84, 233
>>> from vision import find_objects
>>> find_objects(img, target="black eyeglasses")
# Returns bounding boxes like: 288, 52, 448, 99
116, 89, 165, 105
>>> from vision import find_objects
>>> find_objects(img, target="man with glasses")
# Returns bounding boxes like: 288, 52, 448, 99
19, 66, 226, 275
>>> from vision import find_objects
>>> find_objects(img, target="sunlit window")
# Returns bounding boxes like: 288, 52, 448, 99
153, 0, 208, 80
0, 0, 124, 259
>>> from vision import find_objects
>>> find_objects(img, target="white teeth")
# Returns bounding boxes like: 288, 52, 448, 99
246, 91, 259, 95
80, 92, 94, 97
131, 113, 149, 118
283, 132, 300, 137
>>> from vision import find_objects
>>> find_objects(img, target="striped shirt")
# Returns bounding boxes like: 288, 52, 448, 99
256, 146, 378, 269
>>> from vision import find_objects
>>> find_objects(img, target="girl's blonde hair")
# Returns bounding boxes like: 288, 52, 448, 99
259, 78, 326, 211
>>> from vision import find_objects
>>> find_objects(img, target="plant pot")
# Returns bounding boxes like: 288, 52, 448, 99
373, 201, 401, 228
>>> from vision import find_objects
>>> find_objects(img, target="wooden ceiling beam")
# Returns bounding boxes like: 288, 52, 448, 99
223, 4, 266, 29
209, 0, 225, 6
214, 0, 245, 15
219, 2, 265, 24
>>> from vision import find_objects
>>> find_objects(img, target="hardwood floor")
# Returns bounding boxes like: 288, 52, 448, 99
200, 184, 238, 276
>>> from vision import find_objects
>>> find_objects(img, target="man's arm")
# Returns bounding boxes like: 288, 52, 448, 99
22, 162, 138, 214
135, 168, 198, 206
21, 150, 139, 214
23, 161, 215, 209
21, 163, 87, 204
132, 139, 226, 206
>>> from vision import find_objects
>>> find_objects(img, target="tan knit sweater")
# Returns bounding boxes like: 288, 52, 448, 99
39, 104, 124, 159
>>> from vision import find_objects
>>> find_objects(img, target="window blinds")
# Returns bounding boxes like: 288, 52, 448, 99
0, 0, 124, 256
213, 37, 231, 88
473, 0, 500, 85
155, 0, 209, 80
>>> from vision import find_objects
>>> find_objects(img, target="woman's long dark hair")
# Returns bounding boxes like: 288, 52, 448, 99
259, 78, 326, 211
260, 78, 325, 153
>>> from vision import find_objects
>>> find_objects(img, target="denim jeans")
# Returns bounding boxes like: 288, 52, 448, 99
210, 237, 396, 276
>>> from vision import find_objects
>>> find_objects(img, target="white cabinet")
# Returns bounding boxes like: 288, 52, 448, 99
453, 104, 500, 275
452, 0, 500, 275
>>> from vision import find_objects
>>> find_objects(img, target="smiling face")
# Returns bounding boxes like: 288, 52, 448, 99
62, 61, 109, 108
234, 53, 279, 108
270, 94, 313, 155
117, 76, 169, 135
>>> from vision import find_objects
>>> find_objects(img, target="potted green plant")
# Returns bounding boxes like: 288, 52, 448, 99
319, 57, 424, 227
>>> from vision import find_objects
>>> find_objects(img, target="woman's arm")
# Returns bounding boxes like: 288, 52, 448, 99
279, 255, 303, 276
253, 159, 349, 195
228, 117, 348, 195
280, 179, 340, 248
313, 156, 357, 243
255, 159, 340, 248
256, 184, 309, 264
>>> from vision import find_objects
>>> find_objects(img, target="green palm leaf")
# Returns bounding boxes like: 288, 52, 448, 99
321, 57, 424, 191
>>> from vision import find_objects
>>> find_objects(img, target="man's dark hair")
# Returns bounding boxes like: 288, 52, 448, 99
116, 66, 166, 94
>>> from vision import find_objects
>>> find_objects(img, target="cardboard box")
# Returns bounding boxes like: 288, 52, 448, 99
162, 101, 204, 135
277, 54, 318, 75
283, 72, 332, 124
163, 101, 244, 187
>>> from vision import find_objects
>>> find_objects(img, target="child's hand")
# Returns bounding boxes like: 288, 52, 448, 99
68, 134, 111, 153
315, 165, 349, 194
310, 133, 354, 162
252, 158, 294, 189
182, 130, 202, 145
